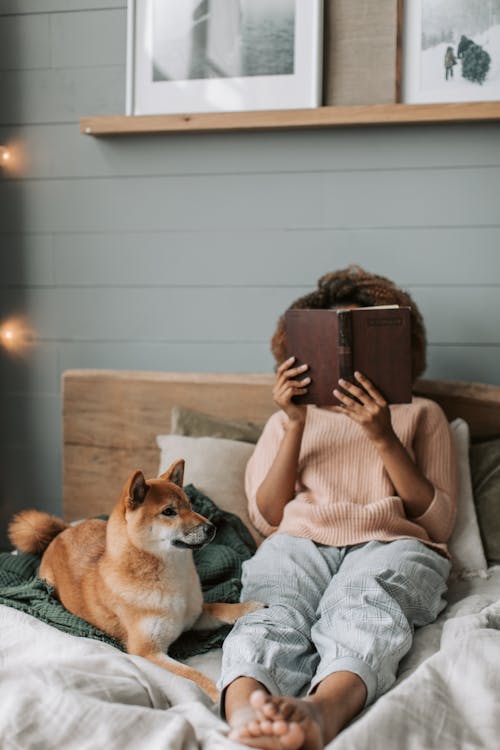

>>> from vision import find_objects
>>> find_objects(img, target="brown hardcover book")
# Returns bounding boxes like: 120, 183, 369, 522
285, 306, 412, 406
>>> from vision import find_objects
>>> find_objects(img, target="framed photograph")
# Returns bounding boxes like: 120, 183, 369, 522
403, 0, 500, 103
126, 0, 323, 116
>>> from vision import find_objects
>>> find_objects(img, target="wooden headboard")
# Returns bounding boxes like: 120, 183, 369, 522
62, 370, 500, 521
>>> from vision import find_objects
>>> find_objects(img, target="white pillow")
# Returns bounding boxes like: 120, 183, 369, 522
156, 434, 262, 546
448, 418, 488, 580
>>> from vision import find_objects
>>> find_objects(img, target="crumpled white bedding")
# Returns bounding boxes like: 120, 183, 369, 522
0, 605, 232, 750
1, 567, 499, 750
331, 599, 500, 749
330, 566, 500, 750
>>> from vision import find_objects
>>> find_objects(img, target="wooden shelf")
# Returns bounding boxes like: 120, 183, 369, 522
80, 101, 500, 136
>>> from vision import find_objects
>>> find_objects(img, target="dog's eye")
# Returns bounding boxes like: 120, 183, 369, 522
161, 507, 177, 517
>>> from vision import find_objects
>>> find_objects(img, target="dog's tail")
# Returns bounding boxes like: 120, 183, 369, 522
8, 510, 68, 555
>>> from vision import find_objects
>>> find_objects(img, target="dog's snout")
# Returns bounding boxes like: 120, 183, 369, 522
172, 519, 217, 550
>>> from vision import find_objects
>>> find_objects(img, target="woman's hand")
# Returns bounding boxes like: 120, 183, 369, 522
332, 371, 395, 446
255, 357, 309, 525
334, 371, 435, 518
273, 356, 310, 423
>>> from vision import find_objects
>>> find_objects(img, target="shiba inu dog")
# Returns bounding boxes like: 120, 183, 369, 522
8, 459, 262, 701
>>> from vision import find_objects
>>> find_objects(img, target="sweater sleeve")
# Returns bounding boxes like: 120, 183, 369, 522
410, 400, 457, 543
244, 411, 287, 538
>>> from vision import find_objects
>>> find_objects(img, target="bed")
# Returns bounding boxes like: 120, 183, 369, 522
2, 370, 500, 749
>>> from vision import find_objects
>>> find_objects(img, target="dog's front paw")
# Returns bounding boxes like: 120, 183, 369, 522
200, 600, 267, 626
239, 600, 267, 615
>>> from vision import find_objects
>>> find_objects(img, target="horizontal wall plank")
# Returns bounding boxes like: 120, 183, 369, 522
394, 288, 500, 347
1, 168, 499, 233
322, 167, 499, 229
0, 393, 61, 446
0, 173, 325, 232
0, 234, 53, 285
58, 341, 275, 377
2, 228, 500, 290
0, 1, 125, 14
0, 343, 59, 394
0, 14, 50, 71
0, 67, 124, 125
1, 124, 500, 180
47, 228, 500, 287
1, 286, 500, 345
0, 286, 303, 341
50, 9, 125, 69
426, 345, 500, 386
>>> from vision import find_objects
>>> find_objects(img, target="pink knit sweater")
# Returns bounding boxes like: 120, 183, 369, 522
245, 398, 457, 557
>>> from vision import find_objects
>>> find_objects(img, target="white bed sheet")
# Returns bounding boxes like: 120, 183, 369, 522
0, 566, 499, 749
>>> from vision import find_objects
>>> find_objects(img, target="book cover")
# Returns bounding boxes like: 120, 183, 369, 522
284, 306, 412, 406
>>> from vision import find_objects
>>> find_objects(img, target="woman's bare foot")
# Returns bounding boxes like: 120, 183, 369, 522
228, 690, 324, 750
225, 672, 366, 749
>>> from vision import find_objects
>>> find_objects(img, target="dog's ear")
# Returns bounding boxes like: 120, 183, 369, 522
125, 470, 149, 510
159, 459, 185, 488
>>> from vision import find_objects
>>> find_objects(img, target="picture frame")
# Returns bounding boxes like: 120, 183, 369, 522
126, 0, 323, 116
402, 0, 500, 103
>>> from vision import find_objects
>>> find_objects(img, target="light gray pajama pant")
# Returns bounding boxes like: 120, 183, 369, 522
219, 534, 451, 709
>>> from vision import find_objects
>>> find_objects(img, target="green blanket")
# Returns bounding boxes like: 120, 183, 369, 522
0, 484, 256, 660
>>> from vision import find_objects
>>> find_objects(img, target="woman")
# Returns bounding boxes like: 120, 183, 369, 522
220, 266, 456, 750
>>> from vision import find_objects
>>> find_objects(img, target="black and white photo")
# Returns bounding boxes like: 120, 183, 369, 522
403, 0, 500, 103
127, 0, 322, 115
152, 0, 295, 82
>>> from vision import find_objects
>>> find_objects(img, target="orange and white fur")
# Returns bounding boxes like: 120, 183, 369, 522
8, 459, 262, 702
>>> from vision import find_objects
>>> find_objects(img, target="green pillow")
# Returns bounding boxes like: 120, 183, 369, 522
170, 405, 264, 444
470, 437, 500, 563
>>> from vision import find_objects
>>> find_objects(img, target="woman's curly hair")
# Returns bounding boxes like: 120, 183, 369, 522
271, 265, 427, 380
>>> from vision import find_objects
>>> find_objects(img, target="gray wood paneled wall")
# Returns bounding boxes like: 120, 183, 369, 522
1, 1, 500, 544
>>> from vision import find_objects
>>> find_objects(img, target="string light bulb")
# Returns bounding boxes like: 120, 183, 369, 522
0, 318, 35, 354
0, 143, 25, 175
0, 146, 11, 164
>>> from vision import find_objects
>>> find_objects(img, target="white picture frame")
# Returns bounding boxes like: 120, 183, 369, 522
403, 0, 500, 103
126, 0, 323, 116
